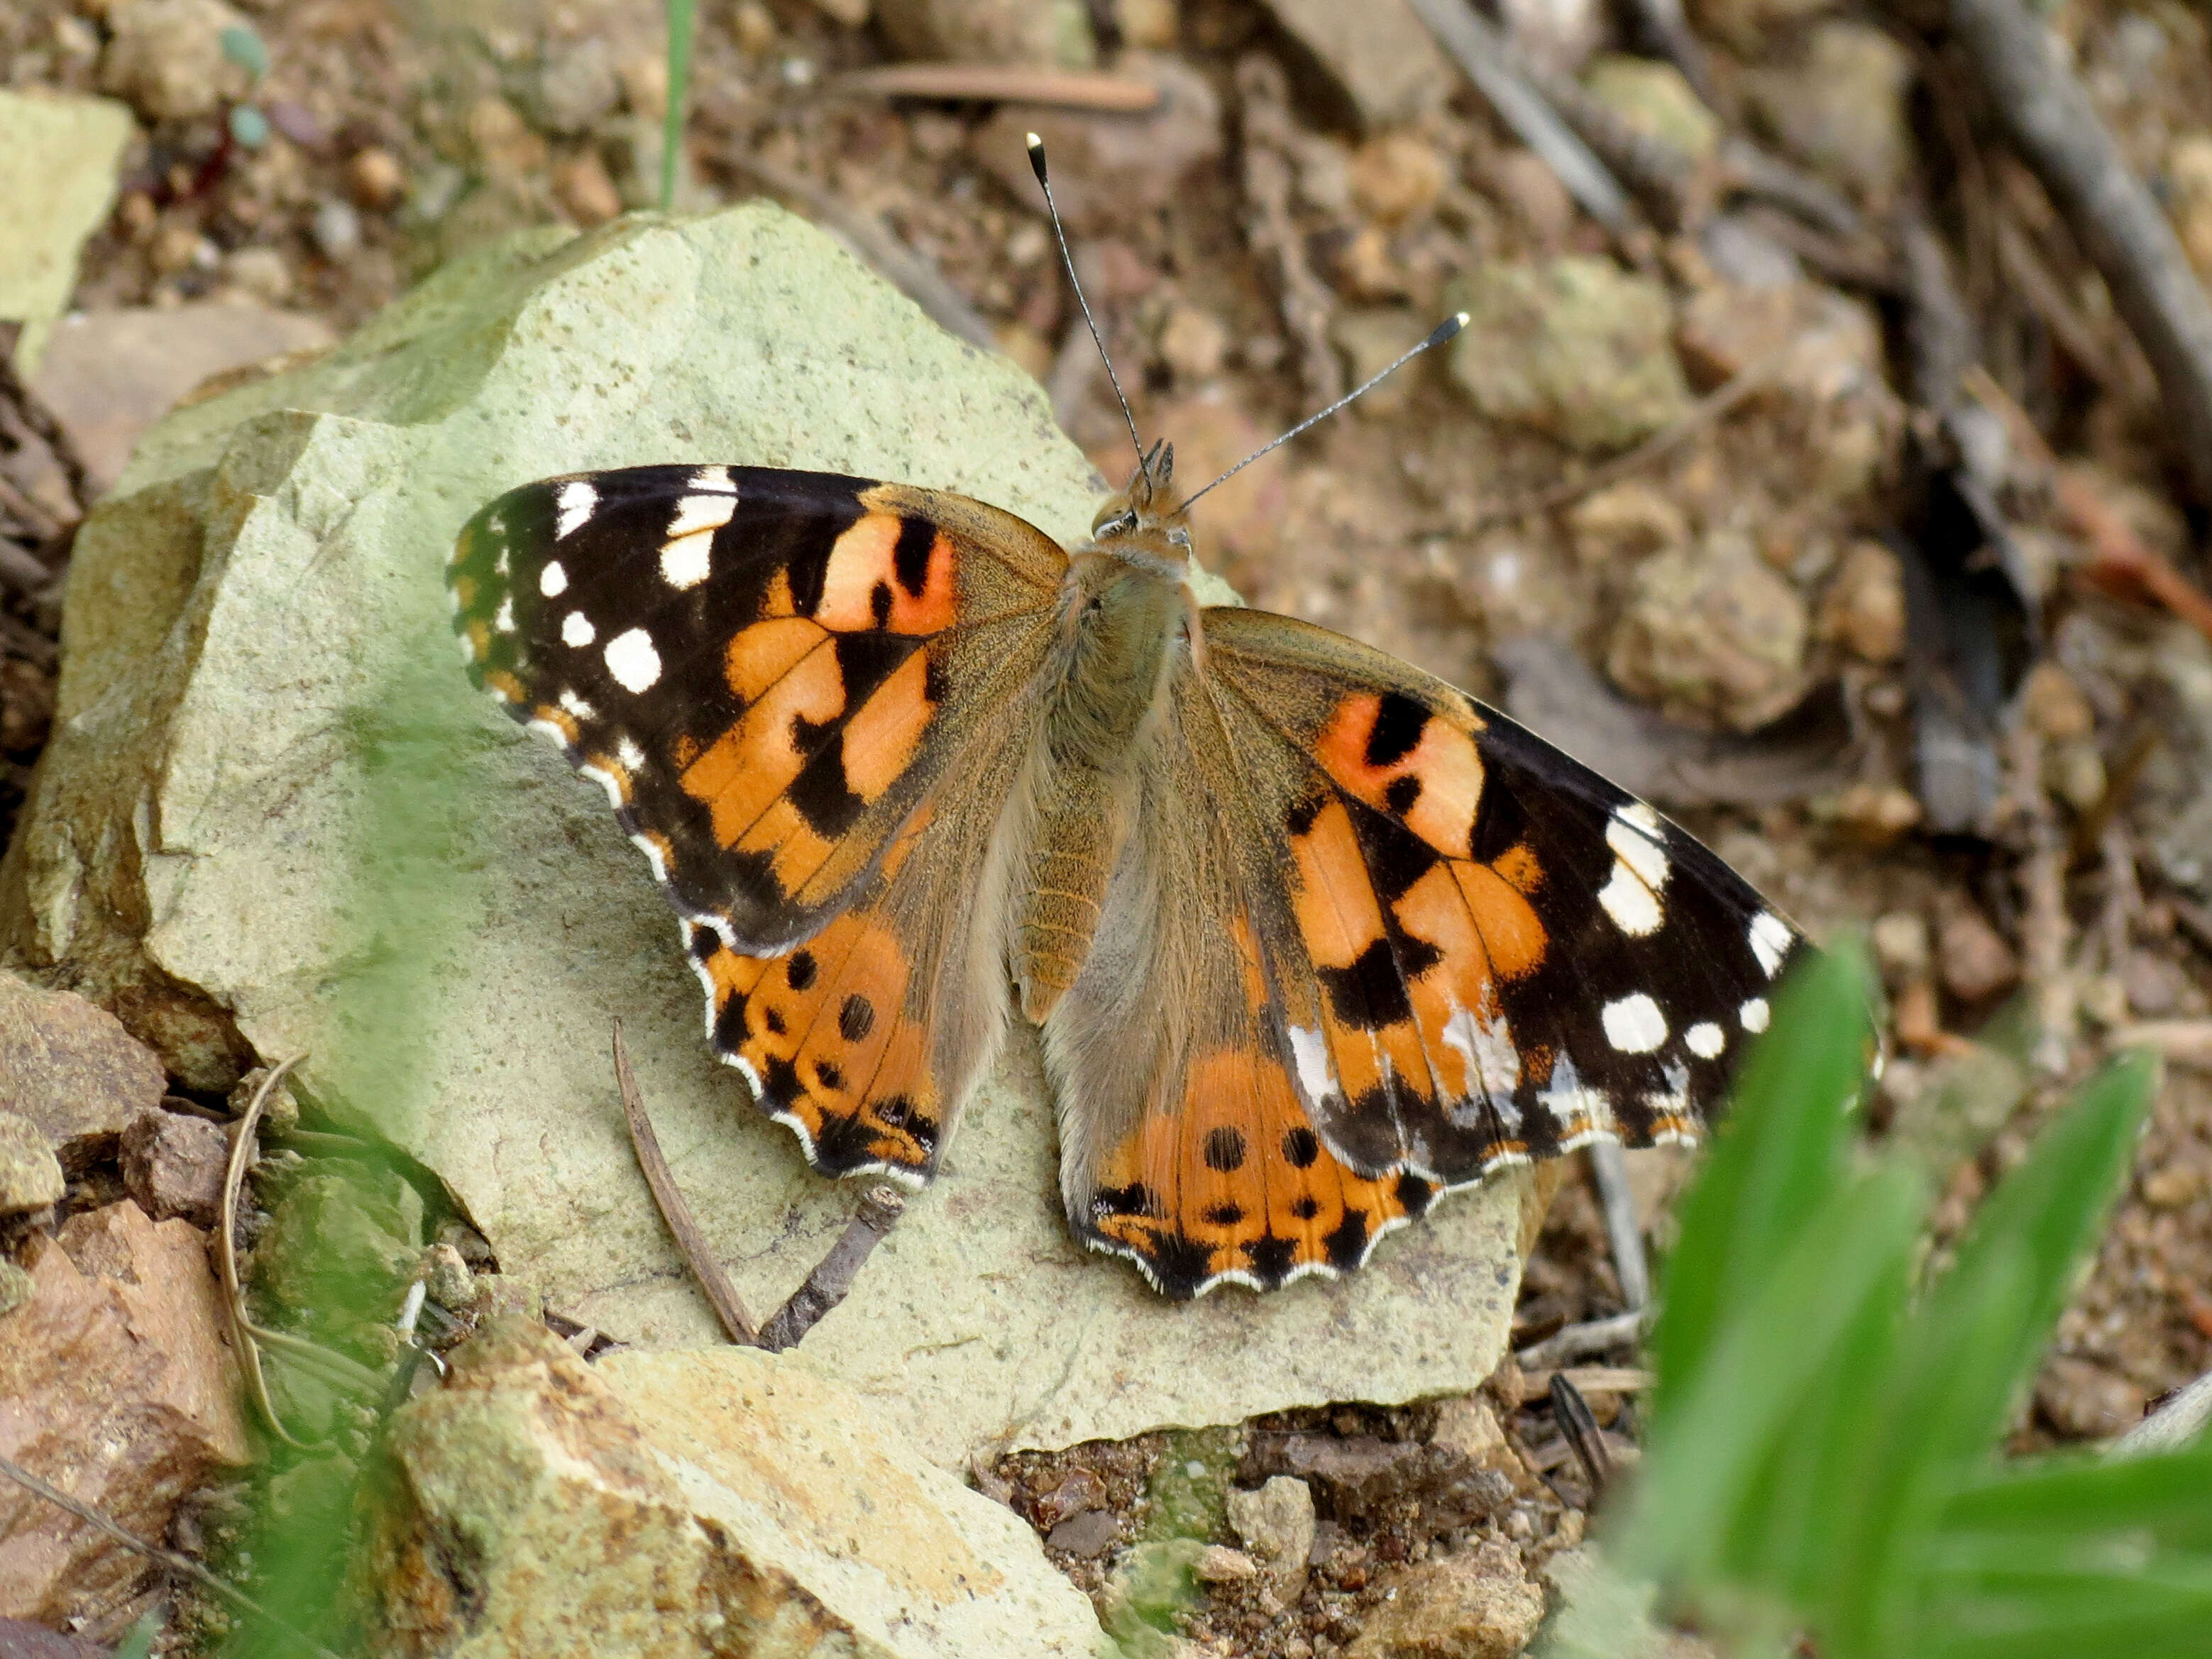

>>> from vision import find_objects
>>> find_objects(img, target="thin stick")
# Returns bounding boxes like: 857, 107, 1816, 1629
1473, 352, 1779, 529
612, 1020, 760, 1346
1516, 1308, 1649, 1369
1518, 1365, 1657, 1403
0, 1453, 346, 1659
219, 1057, 315, 1450
1548, 1371, 1614, 1494
1951, 0, 2212, 504
837, 65, 1161, 112
758, 1183, 905, 1351
1587, 1140, 1650, 1312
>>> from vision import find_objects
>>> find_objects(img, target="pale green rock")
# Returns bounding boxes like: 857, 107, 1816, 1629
1580, 55, 1721, 165
0, 204, 1524, 1465
0, 89, 135, 376
1450, 258, 1691, 455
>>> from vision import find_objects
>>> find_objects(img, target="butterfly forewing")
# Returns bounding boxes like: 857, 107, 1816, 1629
449, 465, 1066, 1179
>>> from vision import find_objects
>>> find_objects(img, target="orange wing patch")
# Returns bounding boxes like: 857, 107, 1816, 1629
688, 911, 944, 1179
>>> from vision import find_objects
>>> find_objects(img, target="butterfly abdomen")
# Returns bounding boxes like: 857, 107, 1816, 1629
1013, 552, 1191, 1023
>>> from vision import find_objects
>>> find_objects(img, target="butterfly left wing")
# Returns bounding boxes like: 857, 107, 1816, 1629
1045, 604, 1810, 1296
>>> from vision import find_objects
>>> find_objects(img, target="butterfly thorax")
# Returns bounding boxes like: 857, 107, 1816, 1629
1011, 520, 1197, 1024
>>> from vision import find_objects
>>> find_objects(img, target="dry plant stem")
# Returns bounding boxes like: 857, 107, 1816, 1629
1995, 217, 2130, 392
1622, 0, 1719, 111
1587, 1140, 1650, 1311
1518, 1365, 1656, 1402
2111, 1367, 2212, 1457
1474, 353, 1778, 529
1949, 0, 2212, 504
612, 1019, 761, 1346
219, 1056, 315, 1450
2008, 721, 2074, 1074
1236, 57, 1343, 408
1403, 0, 1631, 233
759, 1183, 906, 1352
0, 1453, 346, 1659
2056, 468, 2212, 646
722, 151, 996, 351
1516, 1308, 1648, 1369
837, 65, 1161, 112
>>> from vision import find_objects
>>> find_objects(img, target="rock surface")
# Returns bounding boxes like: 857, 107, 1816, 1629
0, 1113, 65, 1214
1343, 1540, 1546, 1658
32, 304, 338, 496
1252, 0, 1455, 130
119, 1106, 230, 1227
0, 205, 1528, 1465
0, 1201, 250, 1628
1605, 532, 1812, 731
0, 89, 133, 375
975, 55, 1221, 237
365, 1318, 1103, 1659
0, 973, 167, 1172
1451, 258, 1690, 454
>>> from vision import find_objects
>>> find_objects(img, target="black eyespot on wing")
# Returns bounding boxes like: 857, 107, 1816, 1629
869, 580, 893, 629
815, 1059, 844, 1092
1203, 1126, 1248, 1172
1316, 936, 1441, 1030
786, 952, 817, 990
1385, 773, 1424, 815
1394, 1172, 1434, 1216
838, 994, 875, 1042
1364, 693, 1428, 767
1245, 1233, 1298, 1284
1094, 1181, 1159, 1219
1324, 1208, 1370, 1272
1204, 1202, 1245, 1227
1290, 1195, 1321, 1220
1282, 1126, 1321, 1167
763, 1006, 786, 1035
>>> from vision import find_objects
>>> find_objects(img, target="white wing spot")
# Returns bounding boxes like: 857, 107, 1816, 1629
493, 595, 515, 633
558, 688, 598, 720
561, 610, 595, 648
603, 627, 661, 692
1598, 861, 1663, 936
660, 530, 716, 590
668, 492, 737, 541
690, 465, 737, 494
1602, 993, 1668, 1054
539, 560, 568, 597
1749, 910, 1793, 977
1287, 1025, 1340, 1106
555, 480, 597, 539
1740, 996, 1770, 1033
616, 735, 646, 771
1606, 809, 1671, 888
1619, 800, 1662, 834
1440, 1000, 1521, 1098
1685, 1020, 1725, 1059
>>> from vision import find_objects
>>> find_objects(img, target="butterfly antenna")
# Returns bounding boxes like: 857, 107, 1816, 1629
1027, 133, 1149, 485
1177, 312, 1470, 514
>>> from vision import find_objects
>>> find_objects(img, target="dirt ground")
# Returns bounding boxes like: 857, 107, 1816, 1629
4, 0, 2212, 1653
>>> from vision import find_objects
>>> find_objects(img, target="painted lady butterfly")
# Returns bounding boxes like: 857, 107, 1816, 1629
446, 147, 1808, 1299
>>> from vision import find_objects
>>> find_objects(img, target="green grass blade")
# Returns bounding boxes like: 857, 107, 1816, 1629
1942, 1443, 2212, 1547
661, 0, 695, 211
1650, 943, 1876, 1414
1619, 1161, 1923, 1589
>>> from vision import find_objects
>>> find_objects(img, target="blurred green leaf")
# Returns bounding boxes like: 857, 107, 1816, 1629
661, 0, 695, 213
1649, 944, 1875, 1421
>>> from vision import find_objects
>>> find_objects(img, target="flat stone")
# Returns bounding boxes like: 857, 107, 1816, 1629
1605, 531, 1812, 732
0, 204, 1528, 1467
0, 1201, 251, 1629
1451, 258, 1690, 454
1045, 1508, 1120, 1560
0, 973, 165, 1172
1252, 0, 1454, 131
1224, 1475, 1315, 1595
0, 1114, 65, 1215
363, 1318, 1103, 1659
1344, 1540, 1546, 1659
0, 90, 133, 377
119, 1106, 229, 1227
31, 305, 338, 498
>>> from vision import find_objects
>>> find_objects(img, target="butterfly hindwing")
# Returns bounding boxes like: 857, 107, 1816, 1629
449, 465, 1065, 1179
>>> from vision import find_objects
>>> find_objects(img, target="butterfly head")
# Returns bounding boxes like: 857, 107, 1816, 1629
1089, 439, 1196, 566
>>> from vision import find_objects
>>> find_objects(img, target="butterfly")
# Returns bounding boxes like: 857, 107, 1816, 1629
444, 145, 1807, 1300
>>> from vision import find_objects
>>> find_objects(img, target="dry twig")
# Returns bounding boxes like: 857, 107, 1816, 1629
1949, 0, 2212, 503
1586, 1140, 1649, 1312
0, 1452, 346, 1659
612, 1019, 761, 1346
1516, 1308, 1648, 1369
219, 1057, 321, 1449
2056, 468, 2212, 646
759, 1183, 906, 1351
835, 64, 1160, 112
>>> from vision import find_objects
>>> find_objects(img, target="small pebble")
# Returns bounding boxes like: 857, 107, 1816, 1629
265, 98, 329, 149
224, 244, 292, 302
422, 1241, 475, 1308
150, 223, 209, 275
346, 146, 405, 209
218, 21, 268, 79
228, 103, 270, 150
1157, 303, 1227, 382
732, 1, 778, 56
1937, 906, 2019, 1003
312, 197, 362, 260
1869, 910, 1931, 984
1348, 131, 1446, 225
2020, 662, 2095, 742
2140, 1164, 2202, 1208
1193, 1545, 1258, 1583
554, 149, 622, 226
